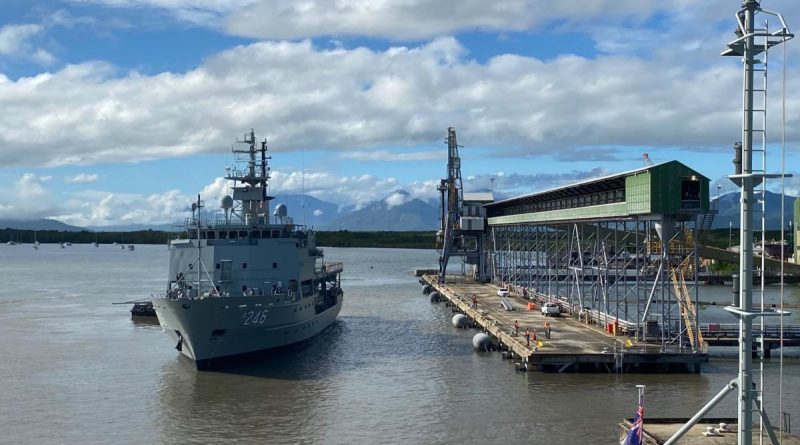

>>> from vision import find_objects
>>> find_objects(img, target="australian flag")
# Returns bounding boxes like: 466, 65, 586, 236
621, 392, 644, 445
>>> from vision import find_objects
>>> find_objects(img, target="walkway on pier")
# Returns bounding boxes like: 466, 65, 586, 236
424, 275, 707, 373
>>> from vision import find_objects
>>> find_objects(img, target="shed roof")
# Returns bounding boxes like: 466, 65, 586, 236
485, 160, 708, 209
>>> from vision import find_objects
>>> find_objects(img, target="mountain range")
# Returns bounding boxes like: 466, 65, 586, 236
0, 218, 86, 232
322, 191, 439, 231
2, 190, 796, 232
712, 190, 796, 230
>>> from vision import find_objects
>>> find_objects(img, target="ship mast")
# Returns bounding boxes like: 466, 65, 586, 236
725, 3, 792, 443
225, 129, 273, 226
663, 2, 793, 444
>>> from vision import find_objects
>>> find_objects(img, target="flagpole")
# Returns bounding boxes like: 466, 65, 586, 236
622, 385, 646, 445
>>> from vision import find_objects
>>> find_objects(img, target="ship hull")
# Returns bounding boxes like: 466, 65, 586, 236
153, 293, 342, 367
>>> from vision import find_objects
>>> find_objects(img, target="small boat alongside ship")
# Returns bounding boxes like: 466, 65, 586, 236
152, 129, 343, 367
130, 301, 156, 317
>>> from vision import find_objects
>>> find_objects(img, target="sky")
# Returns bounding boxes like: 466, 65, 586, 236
1, 0, 800, 227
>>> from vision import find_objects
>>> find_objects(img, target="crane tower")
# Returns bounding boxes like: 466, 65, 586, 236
436, 127, 489, 283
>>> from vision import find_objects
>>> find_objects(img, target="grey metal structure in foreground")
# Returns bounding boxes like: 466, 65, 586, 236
666, 1, 793, 444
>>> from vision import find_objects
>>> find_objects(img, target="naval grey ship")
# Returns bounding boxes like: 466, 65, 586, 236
152, 130, 343, 366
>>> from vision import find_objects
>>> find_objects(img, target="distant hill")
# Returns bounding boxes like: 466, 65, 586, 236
324, 191, 438, 231
712, 190, 796, 230
0, 218, 86, 232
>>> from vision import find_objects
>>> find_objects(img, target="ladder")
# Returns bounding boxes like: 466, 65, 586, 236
669, 262, 703, 350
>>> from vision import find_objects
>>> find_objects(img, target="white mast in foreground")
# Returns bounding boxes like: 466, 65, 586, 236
664, 2, 793, 444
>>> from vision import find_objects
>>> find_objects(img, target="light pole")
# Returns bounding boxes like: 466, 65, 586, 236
490, 177, 495, 195
716, 184, 722, 209
729, 221, 732, 250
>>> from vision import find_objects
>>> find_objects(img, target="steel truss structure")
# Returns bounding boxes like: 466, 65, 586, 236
491, 217, 704, 351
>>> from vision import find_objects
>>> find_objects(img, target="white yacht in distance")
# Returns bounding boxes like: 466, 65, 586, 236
152, 129, 343, 367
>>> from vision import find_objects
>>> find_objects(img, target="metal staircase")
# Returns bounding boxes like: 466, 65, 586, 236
699, 198, 717, 231
669, 258, 703, 350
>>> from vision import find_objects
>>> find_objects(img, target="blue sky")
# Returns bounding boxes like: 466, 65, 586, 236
1, 0, 799, 227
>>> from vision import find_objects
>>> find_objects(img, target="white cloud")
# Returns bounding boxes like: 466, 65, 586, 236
0, 173, 57, 219
0, 24, 57, 66
269, 170, 400, 208
1, 36, 796, 170
223, 0, 663, 40
463, 168, 610, 198
384, 191, 411, 209
80, 0, 660, 39
57, 188, 194, 227
313, 209, 324, 216
65, 173, 99, 183
340, 149, 443, 162
0, 24, 43, 55
46, 168, 401, 226
71, 0, 257, 27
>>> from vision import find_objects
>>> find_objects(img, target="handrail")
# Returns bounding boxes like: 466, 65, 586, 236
700, 323, 800, 339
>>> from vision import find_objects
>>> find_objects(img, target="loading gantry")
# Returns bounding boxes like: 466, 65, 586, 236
436, 127, 490, 283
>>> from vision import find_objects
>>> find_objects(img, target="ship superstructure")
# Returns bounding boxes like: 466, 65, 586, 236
152, 130, 343, 366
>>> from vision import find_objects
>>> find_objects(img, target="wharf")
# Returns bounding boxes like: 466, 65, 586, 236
422, 275, 708, 373
619, 418, 800, 444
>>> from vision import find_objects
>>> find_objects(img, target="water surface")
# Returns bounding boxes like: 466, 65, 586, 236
0, 244, 798, 444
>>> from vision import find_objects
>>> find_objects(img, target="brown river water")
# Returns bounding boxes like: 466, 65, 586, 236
1, 244, 798, 444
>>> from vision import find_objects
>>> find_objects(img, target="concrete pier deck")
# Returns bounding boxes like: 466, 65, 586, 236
423, 275, 708, 373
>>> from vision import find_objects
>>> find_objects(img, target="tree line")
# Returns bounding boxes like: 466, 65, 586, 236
1, 228, 437, 249
4, 227, 788, 251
